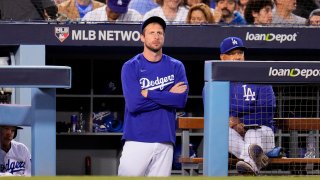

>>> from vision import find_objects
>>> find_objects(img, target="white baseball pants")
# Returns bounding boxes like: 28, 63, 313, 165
229, 125, 275, 172
118, 141, 173, 176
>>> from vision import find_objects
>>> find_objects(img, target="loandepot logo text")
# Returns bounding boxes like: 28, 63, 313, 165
246, 32, 298, 43
269, 67, 320, 78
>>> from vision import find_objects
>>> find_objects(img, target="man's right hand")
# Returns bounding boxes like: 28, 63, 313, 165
233, 123, 246, 137
229, 116, 240, 128
229, 116, 245, 137
213, 9, 222, 23
169, 82, 187, 94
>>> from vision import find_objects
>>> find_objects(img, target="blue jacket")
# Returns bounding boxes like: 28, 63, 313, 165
230, 83, 276, 129
121, 54, 188, 145
219, 11, 246, 25
232, 11, 246, 25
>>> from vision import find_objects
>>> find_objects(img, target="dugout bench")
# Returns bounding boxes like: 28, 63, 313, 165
178, 117, 320, 176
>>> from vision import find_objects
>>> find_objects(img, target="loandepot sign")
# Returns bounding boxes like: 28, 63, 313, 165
269, 67, 320, 78
246, 32, 298, 43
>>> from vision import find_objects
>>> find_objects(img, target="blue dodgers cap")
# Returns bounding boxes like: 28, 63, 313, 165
107, 0, 130, 13
141, 16, 166, 33
220, 37, 247, 54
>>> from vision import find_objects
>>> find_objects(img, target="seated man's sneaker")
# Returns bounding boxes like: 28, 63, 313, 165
236, 161, 257, 176
248, 144, 269, 169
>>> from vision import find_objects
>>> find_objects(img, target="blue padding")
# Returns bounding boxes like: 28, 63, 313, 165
31, 88, 56, 175
203, 81, 229, 176
267, 147, 284, 158
0, 104, 32, 126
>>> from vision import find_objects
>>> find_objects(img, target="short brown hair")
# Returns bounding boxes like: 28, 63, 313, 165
186, 3, 214, 24
156, 0, 184, 6
307, 8, 320, 25
244, 0, 274, 24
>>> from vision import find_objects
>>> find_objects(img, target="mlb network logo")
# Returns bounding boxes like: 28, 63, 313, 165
55, 27, 69, 42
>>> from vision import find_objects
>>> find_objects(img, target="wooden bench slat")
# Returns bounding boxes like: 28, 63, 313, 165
270, 158, 320, 164
177, 117, 320, 131
275, 118, 320, 130
179, 157, 204, 163
180, 157, 320, 164
178, 117, 204, 129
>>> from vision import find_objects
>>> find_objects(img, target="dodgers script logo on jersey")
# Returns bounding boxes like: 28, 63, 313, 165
242, 85, 256, 101
140, 75, 175, 90
0, 159, 26, 175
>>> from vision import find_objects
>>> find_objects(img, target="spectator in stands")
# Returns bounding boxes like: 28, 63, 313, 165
143, 0, 189, 24
293, 0, 318, 20
307, 8, 320, 25
57, 0, 104, 21
184, 0, 211, 8
55, 0, 68, 4
186, 3, 214, 24
236, 0, 248, 17
212, 0, 246, 25
82, 0, 142, 22
128, 0, 159, 15
315, 0, 320, 8
244, 0, 273, 25
218, 37, 276, 176
0, 0, 58, 21
184, 0, 215, 15
0, 126, 31, 176
272, 0, 306, 25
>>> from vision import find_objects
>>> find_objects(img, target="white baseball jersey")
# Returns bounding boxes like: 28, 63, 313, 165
143, 6, 188, 24
0, 140, 31, 176
82, 5, 143, 22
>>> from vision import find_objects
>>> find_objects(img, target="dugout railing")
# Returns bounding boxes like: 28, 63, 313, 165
0, 45, 71, 175
0, 65, 71, 176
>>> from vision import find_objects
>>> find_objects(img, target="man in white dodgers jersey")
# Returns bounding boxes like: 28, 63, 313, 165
118, 16, 188, 176
0, 126, 31, 176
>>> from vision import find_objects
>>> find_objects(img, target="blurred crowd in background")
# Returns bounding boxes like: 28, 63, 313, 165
0, 0, 319, 26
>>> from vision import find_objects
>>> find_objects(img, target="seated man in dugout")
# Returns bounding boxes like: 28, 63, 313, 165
219, 37, 276, 176
0, 125, 31, 176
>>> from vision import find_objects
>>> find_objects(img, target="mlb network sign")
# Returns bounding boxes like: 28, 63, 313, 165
269, 67, 320, 78
55, 27, 140, 42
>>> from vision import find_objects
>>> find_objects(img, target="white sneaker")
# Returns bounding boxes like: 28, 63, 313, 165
248, 144, 269, 169
236, 161, 257, 176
